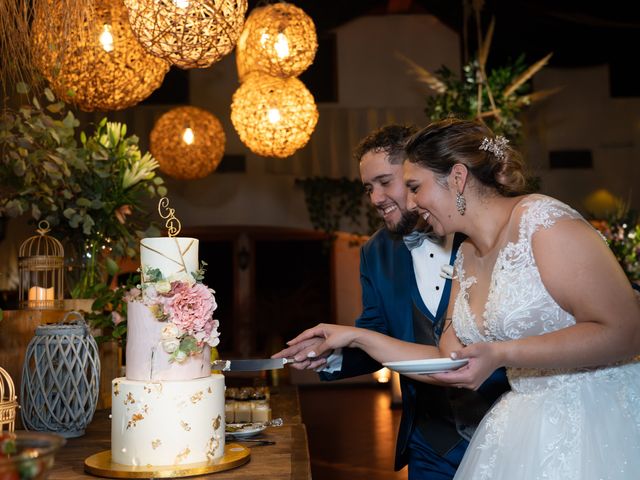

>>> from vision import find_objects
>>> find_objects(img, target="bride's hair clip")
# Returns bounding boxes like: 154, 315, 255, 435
479, 136, 509, 160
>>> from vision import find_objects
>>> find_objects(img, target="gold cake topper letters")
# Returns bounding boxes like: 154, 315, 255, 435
157, 197, 182, 237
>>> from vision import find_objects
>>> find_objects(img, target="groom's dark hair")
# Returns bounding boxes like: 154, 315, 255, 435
353, 124, 418, 165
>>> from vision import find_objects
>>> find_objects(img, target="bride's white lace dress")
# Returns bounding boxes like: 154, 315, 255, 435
452, 195, 640, 480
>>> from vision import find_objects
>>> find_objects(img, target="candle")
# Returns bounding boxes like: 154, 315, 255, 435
28, 286, 54, 306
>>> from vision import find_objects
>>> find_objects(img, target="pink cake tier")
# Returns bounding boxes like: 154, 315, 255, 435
126, 301, 211, 381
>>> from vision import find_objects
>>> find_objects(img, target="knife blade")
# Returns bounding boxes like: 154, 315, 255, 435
211, 358, 297, 372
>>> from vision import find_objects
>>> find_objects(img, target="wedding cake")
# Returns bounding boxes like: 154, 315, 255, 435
111, 237, 225, 467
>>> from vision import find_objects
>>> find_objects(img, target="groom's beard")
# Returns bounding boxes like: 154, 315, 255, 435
388, 209, 420, 237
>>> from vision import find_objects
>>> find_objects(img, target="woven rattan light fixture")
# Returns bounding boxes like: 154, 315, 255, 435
31, 0, 169, 112
150, 106, 226, 180
124, 0, 248, 69
231, 72, 318, 158
237, 3, 317, 80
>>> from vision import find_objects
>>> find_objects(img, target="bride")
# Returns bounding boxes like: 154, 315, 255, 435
276, 119, 640, 479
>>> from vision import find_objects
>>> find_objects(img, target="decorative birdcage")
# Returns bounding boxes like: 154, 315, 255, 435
20, 312, 100, 438
18, 221, 64, 310
0, 367, 19, 433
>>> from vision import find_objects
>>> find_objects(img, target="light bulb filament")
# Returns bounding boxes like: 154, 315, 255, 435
182, 127, 194, 145
267, 108, 281, 124
274, 33, 289, 58
99, 24, 114, 52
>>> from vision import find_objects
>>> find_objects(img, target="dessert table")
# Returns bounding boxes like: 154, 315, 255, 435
46, 385, 311, 480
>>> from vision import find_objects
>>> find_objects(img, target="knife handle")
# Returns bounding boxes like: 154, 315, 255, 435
211, 360, 231, 371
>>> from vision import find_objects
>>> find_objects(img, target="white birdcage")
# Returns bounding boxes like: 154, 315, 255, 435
18, 221, 64, 310
0, 367, 19, 432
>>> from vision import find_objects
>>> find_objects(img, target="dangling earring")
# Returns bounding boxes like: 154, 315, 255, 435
456, 191, 466, 216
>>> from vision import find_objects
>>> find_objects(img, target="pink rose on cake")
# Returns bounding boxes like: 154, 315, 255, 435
127, 263, 220, 363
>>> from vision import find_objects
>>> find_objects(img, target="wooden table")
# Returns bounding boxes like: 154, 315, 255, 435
47, 385, 311, 480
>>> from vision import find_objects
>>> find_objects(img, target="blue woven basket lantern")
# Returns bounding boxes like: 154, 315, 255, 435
20, 312, 100, 438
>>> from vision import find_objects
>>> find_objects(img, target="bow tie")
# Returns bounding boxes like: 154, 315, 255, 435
403, 231, 430, 251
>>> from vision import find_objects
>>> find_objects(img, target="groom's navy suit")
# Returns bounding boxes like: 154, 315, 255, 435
320, 228, 509, 475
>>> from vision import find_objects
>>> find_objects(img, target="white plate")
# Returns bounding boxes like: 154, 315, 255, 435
382, 357, 469, 374
225, 423, 266, 439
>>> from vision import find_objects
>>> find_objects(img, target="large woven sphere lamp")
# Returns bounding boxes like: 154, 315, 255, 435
150, 106, 226, 180
124, 0, 248, 69
237, 3, 317, 80
231, 72, 318, 158
31, 0, 169, 112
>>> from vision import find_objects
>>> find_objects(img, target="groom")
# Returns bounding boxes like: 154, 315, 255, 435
275, 125, 509, 479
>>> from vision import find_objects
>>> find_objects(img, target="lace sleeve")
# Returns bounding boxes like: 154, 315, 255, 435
519, 195, 585, 242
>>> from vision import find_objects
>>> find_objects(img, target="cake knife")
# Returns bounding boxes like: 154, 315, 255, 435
211, 358, 298, 371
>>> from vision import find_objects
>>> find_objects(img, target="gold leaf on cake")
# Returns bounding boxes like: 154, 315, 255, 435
212, 415, 221, 430
127, 413, 145, 429
125, 393, 136, 405
206, 437, 220, 460
175, 447, 191, 464
180, 420, 191, 431
208, 387, 212, 393
114, 382, 120, 396
151, 439, 162, 449
191, 391, 204, 404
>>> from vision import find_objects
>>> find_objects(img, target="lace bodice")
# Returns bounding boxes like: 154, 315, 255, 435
453, 195, 585, 348
450, 195, 640, 480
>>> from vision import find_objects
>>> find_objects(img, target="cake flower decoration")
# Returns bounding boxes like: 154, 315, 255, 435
128, 262, 220, 362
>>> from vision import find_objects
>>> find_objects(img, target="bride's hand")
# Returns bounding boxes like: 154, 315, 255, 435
285, 323, 359, 361
271, 337, 329, 370
430, 342, 504, 390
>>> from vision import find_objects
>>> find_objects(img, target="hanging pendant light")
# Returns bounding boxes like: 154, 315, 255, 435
150, 106, 226, 180
236, 3, 317, 80
124, 0, 248, 69
230, 72, 318, 158
31, 0, 169, 112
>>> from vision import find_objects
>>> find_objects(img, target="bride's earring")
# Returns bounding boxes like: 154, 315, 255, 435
456, 191, 466, 216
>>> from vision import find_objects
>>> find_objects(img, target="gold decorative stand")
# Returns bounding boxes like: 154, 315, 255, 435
84, 444, 250, 478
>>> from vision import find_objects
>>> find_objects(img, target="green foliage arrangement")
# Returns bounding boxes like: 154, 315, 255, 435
295, 177, 380, 238
0, 83, 167, 298
398, 19, 558, 143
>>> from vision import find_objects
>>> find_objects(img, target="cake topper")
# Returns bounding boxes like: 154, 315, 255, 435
158, 197, 182, 237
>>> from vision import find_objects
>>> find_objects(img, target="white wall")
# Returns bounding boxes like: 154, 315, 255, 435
525, 65, 640, 213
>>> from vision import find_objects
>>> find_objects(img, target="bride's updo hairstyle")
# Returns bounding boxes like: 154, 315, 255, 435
404, 118, 529, 197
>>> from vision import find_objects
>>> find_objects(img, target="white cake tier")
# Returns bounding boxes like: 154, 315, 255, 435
126, 302, 211, 381
140, 237, 199, 281
111, 375, 225, 467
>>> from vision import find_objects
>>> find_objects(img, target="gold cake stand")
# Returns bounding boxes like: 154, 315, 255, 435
84, 443, 250, 478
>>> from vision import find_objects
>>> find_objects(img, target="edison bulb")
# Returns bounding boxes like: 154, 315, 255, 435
99, 24, 114, 52
182, 127, 194, 145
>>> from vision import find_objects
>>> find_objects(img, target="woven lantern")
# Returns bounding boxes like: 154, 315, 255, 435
18, 221, 64, 311
31, 0, 169, 112
236, 3, 317, 80
231, 72, 318, 158
123, 0, 248, 69
0, 367, 19, 433
21, 312, 100, 438
150, 106, 226, 180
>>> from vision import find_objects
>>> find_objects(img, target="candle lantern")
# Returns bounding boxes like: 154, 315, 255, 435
18, 221, 64, 310
0, 367, 19, 433
20, 312, 100, 438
